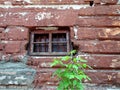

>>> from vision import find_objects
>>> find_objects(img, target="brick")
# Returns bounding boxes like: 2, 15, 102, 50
72, 40, 120, 54
4, 41, 21, 54
34, 69, 120, 85
0, 33, 1, 40
81, 55, 120, 69
0, 0, 117, 5
0, 28, 4, 33
73, 27, 120, 40
33, 69, 58, 86
101, 0, 118, 4
0, 0, 97, 5
0, 10, 77, 27
27, 57, 53, 67
0, 33, 6, 40
76, 16, 120, 27
78, 5, 120, 16
86, 70, 120, 84
84, 0, 100, 3
1, 6, 120, 27
28, 55, 120, 69
5, 26, 29, 40
85, 0, 118, 4
1, 53, 27, 62
0, 44, 3, 50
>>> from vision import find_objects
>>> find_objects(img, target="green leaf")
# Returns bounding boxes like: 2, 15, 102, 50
63, 80, 70, 88
57, 81, 64, 90
50, 60, 59, 67
75, 75, 82, 81
76, 83, 84, 90
82, 64, 87, 68
69, 50, 76, 55
72, 64, 79, 71
73, 80, 77, 86
79, 57, 87, 62
51, 50, 92, 90
61, 56, 70, 61
68, 64, 73, 69
69, 74, 75, 79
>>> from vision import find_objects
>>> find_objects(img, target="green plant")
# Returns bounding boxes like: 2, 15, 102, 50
51, 50, 91, 90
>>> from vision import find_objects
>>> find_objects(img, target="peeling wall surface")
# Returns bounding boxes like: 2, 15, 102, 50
0, 0, 120, 90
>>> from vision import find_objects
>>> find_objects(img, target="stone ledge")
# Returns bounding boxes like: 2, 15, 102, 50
34, 84, 120, 90
0, 62, 36, 85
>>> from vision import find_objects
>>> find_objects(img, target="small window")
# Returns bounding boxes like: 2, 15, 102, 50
29, 27, 70, 56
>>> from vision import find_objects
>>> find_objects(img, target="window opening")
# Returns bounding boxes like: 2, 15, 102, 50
52, 33, 67, 52
29, 27, 70, 56
33, 34, 49, 52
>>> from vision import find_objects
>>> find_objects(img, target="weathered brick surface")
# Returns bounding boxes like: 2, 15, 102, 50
34, 85, 120, 90
0, 9, 77, 27
0, 28, 4, 33
4, 41, 21, 54
0, 44, 3, 50
4, 26, 29, 40
32, 69, 120, 85
76, 16, 120, 27
0, 0, 119, 5
78, 5, 120, 15
101, 0, 118, 4
0, 0, 120, 89
72, 27, 120, 40
86, 70, 120, 84
27, 55, 120, 69
0, 6, 120, 27
72, 40, 120, 54
84, 55, 120, 69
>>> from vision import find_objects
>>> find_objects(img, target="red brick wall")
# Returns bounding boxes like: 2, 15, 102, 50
0, 0, 120, 89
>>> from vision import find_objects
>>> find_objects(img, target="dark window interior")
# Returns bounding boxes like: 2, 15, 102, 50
29, 27, 70, 56
52, 33, 67, 52
33, 34, 49, 52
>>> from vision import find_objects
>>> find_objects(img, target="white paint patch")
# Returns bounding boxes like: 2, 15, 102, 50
18, 12, 28, 16
55, 15, 60, 19
0, 5, 90, 10
25, 18, 28, 21
8, 81, 13, 84
115, 9, 120, 14
78, 16, 92, 18
17, 27, 25, 32
14, 81, 18, 84
59, 0, 62, 2
35, 12, 53, 20
4, 1, 12, 5
15, 76, 26, 80
0, 76, 6, 80
23, 0, 32, 4
4, 28, 9, 32
41, 63, 47, 67
16, 0, 22, 1
73, 26, 78, 39
100, 2, 106, 5
0, 14, 4, 17
107, 89, 120, 90
117, 0, 120, 4
74, 0, 79, 3
8, 12, 12, 15
21, 29, 24, 32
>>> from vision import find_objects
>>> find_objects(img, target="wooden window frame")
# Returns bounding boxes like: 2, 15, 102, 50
29, 29, 70, 56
